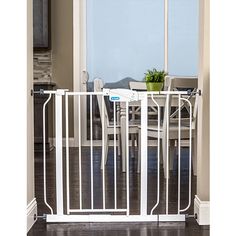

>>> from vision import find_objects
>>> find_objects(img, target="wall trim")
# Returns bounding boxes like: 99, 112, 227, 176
194, 195, 210, 225
73, 0, 87, 146
27, 198, 37, 232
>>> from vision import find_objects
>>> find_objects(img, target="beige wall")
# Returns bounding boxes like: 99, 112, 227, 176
197, 0, 210, 201
51, 0, 74, 137
27, 0, 35, 205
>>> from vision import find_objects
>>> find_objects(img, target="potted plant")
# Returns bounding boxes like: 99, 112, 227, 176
144, 68, 167, 91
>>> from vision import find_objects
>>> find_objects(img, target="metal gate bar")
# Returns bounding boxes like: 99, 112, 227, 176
140, 93, 147, 216
90, 94, 94, 210
55, 90, 64, 215
65, 93, 70, 214
150, 94, 160, 215
179, 97, 192, 213
126, 101, 130, 216
113, 101, 117, 210
102, 94, 105, 209
43, 93, 53, 215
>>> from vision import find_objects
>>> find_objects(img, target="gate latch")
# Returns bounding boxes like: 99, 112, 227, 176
104, 89, 139, 102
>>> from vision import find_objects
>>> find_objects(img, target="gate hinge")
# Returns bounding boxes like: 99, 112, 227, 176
187, 89, 202, 96
35, 214, 47, 220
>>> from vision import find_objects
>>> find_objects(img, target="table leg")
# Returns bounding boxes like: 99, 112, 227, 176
192, 130, 197, 176
120, 102, 126, 172
117, 104, 121, 156
131, 107, 135, 158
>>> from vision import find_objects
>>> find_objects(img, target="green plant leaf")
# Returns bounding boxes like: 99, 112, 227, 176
144, 68, 168, 83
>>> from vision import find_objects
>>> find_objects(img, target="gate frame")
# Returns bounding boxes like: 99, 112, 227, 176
42, 89, 195, 223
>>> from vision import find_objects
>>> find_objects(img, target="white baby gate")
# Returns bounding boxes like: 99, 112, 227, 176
41, 88, 194, 223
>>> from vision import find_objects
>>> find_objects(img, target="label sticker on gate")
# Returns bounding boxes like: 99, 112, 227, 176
110, 96, 120, 101
108, 89, 139, 102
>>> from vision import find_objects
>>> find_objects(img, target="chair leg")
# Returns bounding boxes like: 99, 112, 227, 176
192, 136, 197, 176
169, 140, 175, 171
117, 133, 121, 156
137, 129, 141, 173
160, 141, 163, 165
162, 137, 168, 179
101, 134, 109, 169
135, 133, 139, 158
105, 135, 109, 164
136, 133, 139, 147
131, 107, 135, 159
131, 134, 135, 158
120, 112, 127, 172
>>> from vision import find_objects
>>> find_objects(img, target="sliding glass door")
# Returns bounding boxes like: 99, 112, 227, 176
81, 0, 199, 141
86, 0, 165, 83
86, 0, 165, 140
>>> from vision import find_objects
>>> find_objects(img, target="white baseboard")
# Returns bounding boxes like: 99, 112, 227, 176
194, 195, 210, 225
27, 198, 37, 232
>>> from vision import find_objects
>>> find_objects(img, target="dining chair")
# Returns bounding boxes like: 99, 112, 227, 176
137, 77, 198, 178
94, 78, 139, 169
128, 81, 162, 153
128, 81, 146, 154
129, 81, 147, 91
